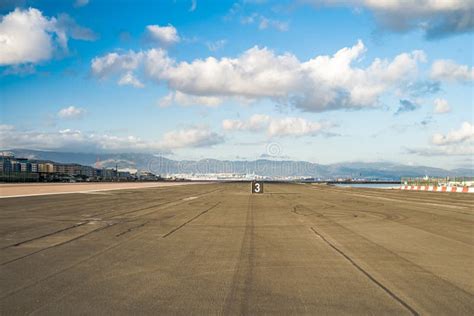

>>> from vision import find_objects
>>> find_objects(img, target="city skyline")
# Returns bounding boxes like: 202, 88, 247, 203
1, 0, 473, 169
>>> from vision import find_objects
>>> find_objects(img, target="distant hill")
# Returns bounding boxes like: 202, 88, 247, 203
4, 149, 473, 180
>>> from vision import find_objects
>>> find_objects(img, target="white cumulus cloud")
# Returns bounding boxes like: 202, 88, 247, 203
0, 126, 165, 153
223, 114, 334, 137
0, 7, 96, 66
408, 122, 474, 156
0, 125, 224, 153
0, 8, 54, 65
159, 127, 224, 149
57, 106, 86, 119
91, 51, 144, 78
305, 0, 474, 38
223, 114, 271, 132
118, 72, 144, 88
158, 91, 222, 107
153, 40, 425, 112
433, 98, 451, 114
267, 117, 332, 137
91, 40, 426, 112
146, 24, 180, 46
430, 59, 474, 83
432, 122, 474, 145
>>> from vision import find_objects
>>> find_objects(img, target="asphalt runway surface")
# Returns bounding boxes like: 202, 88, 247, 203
1, 183, 473, 315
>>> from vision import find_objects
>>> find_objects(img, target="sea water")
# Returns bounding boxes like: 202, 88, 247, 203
333, 183, 399, 189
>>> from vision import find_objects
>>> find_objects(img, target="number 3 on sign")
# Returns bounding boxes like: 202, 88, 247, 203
252, 181, 264, 194
255, 183, 261, 193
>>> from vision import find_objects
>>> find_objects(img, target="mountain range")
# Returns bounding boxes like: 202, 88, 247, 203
4, 149, 473, 180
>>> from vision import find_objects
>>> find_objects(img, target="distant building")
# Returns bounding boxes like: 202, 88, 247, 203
0, 155, 40, 182
80, 165, 97, 178
38, 162, 55, 173
54, 163, 82, 176
137, 171, 159, 181
118, 171, 132, 180
11, 161, 21, 172
0, 154, 158, 183
97, 168, 117, 180
0, 157, 12, 172
30, 163, 38, 173
20, 162, 31, 172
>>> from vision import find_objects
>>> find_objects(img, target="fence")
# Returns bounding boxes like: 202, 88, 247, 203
400, 177, 474, 192
401, 177, 474, 187
0, 172, 40, 183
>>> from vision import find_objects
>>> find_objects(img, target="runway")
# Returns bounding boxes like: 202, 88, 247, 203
0, 181, 208, 198
1, 183, 473, 315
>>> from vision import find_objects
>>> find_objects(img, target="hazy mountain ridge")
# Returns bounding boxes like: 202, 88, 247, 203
4, 149, 473, 179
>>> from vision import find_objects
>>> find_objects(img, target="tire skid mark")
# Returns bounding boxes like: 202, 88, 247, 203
0, 187, 210, 246
310, 226, 419, 316
126, 189, 222, 220
162, 202, 221, 238
346, 192, 472, 213
292, 205, 319, 216
1, 221, 89, 249
346, 189, 474, 208
1, 187, 223, 264
0, 222, 119, 266
0, 225, 149, 301
77, 186, 216, 219
1, 195, 114, 214
0, 186, 228, 301
2, 186, 178, 218
291, 190, 473, 245
115, 221, 150, 237
286, 198, 474, 312
108, 188, 223, 219
305, 185, 473, 215
222, 194, 255, 315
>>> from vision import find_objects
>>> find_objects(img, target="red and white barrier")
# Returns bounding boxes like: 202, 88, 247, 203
400, 185, 474, 193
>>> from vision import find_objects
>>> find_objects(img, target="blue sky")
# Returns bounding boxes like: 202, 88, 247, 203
0, 0, 473, 169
